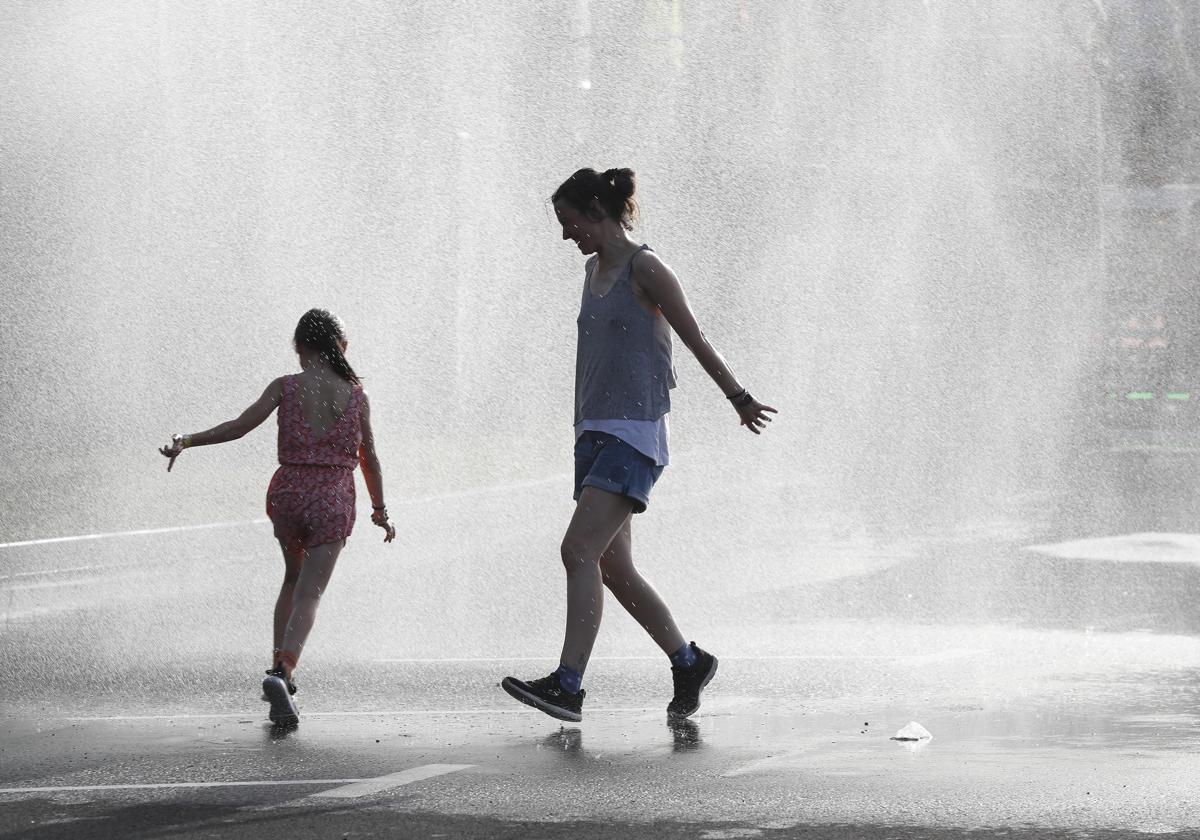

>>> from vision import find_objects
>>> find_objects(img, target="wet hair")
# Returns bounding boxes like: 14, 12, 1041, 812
293, 308, 360, 385
552, 167, 639, 230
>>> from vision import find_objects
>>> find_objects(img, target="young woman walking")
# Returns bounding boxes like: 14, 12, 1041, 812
501, 168, 776, 722
160, 308, 396, 726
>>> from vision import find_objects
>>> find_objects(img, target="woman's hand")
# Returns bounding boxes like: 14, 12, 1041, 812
159, 434, 185, 472
733, 395, 777, 434
371, 507, 397, 543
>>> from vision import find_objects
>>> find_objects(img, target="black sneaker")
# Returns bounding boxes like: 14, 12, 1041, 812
667, 642, 717, 719
262, 671, 300, 727
263, 665, 298, 696
501, 673, 585, 722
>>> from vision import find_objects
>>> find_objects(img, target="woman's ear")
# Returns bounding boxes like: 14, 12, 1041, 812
587, 198, 606, 222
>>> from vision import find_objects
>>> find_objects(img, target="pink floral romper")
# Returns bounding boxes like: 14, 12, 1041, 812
265, 375, 363, 549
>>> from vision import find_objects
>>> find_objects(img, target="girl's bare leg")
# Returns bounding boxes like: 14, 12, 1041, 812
273, 543, 304, 656
599, 514, 687, 656
558, 487, 637, 674
278, 540, 344, 676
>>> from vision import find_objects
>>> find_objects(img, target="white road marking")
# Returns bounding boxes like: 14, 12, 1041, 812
0, 520, 270, 553
0, 765, 476, 799
1026, 532, 1200, 565
310, 764, 473, 798
0, 779, 365, 795
62, 707, 655, 722
0, 474, 571, 554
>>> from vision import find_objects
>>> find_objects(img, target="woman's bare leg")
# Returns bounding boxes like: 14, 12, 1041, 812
599, 515, 687, 656
558, 487, 637, 674
278, 540, 344, 676
273, 543, 304, 656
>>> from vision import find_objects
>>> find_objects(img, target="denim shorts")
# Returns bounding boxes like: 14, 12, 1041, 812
573, 431, 664, 514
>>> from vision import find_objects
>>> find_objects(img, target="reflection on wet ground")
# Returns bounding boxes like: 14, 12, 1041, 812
3, 616, 1200, 838
4, 658, 1199, 836
3, 448, 1199, 836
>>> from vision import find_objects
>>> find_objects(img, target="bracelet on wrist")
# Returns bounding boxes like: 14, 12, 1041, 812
732, 390, 754, 408
727, 388, 747, 402
372, 505, 387, 511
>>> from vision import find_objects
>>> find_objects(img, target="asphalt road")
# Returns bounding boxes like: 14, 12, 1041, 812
3, 458, 1200, 838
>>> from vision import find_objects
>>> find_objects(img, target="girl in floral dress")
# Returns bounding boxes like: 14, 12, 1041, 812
160, 308, 395, 726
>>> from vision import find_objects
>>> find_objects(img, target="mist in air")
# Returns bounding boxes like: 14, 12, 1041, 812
1, 2, 1197, 664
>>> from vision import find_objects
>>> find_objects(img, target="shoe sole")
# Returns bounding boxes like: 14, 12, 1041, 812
668, 654, 718, 720
261, 673, 297, 701
262, 675, 300, 727
501, 677, 582, 723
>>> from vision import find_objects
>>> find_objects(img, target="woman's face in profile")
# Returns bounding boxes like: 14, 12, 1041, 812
554, 200, 601, 255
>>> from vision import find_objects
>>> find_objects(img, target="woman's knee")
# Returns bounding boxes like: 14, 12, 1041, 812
559, 538, 599, 574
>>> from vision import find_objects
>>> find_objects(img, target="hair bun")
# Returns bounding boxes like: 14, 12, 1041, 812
552, 167, 639, 231
602, 167, 636, 200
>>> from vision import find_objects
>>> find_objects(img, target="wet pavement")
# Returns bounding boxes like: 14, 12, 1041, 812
2, 626, 1199, 839
3, 460, 1200, 838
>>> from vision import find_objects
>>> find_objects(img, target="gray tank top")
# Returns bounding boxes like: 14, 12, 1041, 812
575, 245, 677, 424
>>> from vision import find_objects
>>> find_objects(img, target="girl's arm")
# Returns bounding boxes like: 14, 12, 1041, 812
633, 252, 778, 434
159, 377, 286, 469
358, 392, 396, 543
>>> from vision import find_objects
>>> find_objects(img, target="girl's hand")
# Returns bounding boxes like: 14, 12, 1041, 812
734, 397, 778, 434
371, 508, 397, 543
159, 434, 185, 472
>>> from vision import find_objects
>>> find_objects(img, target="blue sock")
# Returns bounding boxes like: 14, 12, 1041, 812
669, 642, 697, 669
554, 664, 584, 694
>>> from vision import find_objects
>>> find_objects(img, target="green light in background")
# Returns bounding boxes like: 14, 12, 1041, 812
1125, 392, 1155, 400
1166, 392, 1191, 401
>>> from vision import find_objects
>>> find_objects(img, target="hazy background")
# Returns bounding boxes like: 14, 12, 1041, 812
1, 0, 1196, 547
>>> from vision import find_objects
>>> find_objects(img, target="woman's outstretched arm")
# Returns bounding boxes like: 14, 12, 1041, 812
634, 252, 778, 433
159, 377, 286, 469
